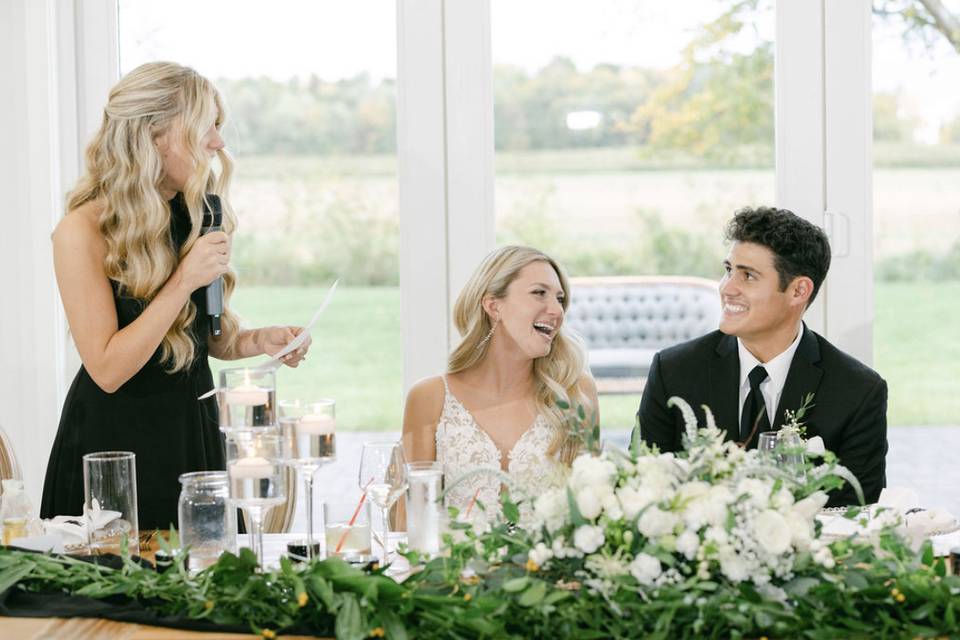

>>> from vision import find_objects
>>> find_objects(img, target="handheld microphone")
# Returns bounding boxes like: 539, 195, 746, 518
200, 194, 224, 337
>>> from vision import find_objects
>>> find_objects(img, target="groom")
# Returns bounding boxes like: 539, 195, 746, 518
637, 206, 887, 506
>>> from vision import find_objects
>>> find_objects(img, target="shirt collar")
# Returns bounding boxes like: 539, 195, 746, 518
737, 326, 804, 392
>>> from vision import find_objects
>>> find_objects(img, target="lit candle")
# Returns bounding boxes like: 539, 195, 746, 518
229, 456, 273, 479
298, 415, 336, 435
223, 384, 269, 407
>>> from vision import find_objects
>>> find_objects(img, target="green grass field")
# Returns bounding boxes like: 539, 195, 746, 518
215, 282, 959, 431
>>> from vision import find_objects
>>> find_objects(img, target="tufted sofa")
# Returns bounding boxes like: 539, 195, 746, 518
565, 276, 720, 391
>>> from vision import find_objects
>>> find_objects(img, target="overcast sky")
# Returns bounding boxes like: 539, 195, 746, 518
119, 0, 960, 142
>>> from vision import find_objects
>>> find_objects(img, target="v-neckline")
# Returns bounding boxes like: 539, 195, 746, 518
444, 386, 540, 473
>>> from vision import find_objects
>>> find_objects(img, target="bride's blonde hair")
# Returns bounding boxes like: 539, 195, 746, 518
448, 246, 590, 465
67, 61, 240, 372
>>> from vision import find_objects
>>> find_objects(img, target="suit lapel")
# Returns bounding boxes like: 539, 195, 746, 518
708, 333, 741, 442
773, 326, 823, 430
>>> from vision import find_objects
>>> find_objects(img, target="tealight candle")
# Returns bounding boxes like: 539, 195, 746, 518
298, 415, 336, 435
229, 456, 273, 479
223, 384, 269, 407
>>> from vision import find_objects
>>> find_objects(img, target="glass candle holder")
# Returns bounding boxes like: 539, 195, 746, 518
178, 471, 237, 572
218, 367, 276, 433
280, 399, 336, 562
226, 431, 285, 568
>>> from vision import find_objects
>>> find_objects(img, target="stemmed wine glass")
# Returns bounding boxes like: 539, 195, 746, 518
226, 430, 286, 568
279, 399, 336, 562
358, 442, 407, 563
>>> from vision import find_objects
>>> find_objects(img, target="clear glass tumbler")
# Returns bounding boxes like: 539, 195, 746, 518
83, 451, 139, 556
178, 471, 237, 571
405, 461, 444, 557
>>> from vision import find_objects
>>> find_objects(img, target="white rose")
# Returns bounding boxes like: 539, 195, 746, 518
570, 455, 618, 492
629, 553, 662, 586
805, 436, 826, 457
573, 524, 605, 554
617, 485, 659, 520
753, 509, 791, 555
814, 546, 835, 569
528, 542, 553, 567
785, 510, 813, 550
676, 530, 700, 560
737, 478, 773, 508
602, 492, 623, 521
677, 480, 711, 502
576, 486, 603, 520
771, 488, 795, 510
533, 489, 568, 533
719, 550, 750, 582
638, 506, 679, 539
793, 491, 829, 519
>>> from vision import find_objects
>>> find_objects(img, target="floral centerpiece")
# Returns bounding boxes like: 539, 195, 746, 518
1, 397, 958, 639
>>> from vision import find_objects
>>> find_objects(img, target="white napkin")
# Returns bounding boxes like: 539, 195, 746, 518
7, 533, 64, 554
877, 487, 921, 511
43, 500, 122, 546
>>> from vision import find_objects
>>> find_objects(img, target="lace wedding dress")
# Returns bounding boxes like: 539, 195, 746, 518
435, 377, 566, 528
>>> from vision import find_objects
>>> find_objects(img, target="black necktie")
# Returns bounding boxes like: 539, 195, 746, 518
740, 365, 770, 446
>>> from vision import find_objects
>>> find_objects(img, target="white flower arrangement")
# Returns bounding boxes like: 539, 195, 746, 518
525, 396, 861, 597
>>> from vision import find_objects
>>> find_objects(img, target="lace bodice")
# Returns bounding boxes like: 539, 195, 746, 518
435, 377, 566, 528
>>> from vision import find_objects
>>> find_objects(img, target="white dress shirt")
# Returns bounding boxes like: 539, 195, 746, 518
737, 328, 804, 427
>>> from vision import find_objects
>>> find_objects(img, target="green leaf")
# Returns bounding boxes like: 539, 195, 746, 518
556, 399, 570, 410
543, 590, 572, 605
517, 580, 547, 607
0, 561, 36, 594
335, 594, 364, 640
501, 493, 521, 525
843, 571, 869, 590
380, 609, 408, 640
783, 576, 820, 597
567, 486, 587, 526
502, 576, 530, 593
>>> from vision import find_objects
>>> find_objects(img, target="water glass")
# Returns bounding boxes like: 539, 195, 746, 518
227, 431, 285, 568
358, 442, 407, 563
405, 461, 444, 557
218, 367, 276, 432
323, 501, 372, 559
178, 471, 237, 571
83, 451, 139, 556
757, 431, 780, 461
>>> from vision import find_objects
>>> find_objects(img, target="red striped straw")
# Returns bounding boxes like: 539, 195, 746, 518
336, 478, 374, 554
464, 487, 482, 518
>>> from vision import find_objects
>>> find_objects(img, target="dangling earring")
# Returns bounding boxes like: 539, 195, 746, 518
476, 318, 499, 351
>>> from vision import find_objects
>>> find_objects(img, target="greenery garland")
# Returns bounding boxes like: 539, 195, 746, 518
2, 402, 959, 639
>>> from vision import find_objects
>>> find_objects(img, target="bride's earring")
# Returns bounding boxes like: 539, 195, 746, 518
476, 317, 499, 351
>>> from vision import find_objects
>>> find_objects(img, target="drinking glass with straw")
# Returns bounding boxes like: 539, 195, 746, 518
358, 442, 407, 563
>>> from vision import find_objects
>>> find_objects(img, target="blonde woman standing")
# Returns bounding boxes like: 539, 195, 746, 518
41, 62, 309, 530
402, 246, 598, 526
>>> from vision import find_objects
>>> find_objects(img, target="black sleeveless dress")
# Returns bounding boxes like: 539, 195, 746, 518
40, 194, 225, 531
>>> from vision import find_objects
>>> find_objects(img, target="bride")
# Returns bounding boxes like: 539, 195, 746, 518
401, 245, 598, 527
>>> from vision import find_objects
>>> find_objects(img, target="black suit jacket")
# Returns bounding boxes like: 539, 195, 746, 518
638, 326, 888, 506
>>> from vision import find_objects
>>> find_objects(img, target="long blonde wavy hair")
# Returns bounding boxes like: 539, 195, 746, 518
448, 246, 590, 465
66, 61, 240, 373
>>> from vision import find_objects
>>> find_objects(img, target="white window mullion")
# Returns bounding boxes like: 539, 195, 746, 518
823, 0, 873, 365
397, 0, 451, 392
775, 0, 827, 334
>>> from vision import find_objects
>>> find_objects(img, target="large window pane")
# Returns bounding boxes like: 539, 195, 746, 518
872, 7, 960, 509
118, 1, 400, 430
493, 1, 775, 429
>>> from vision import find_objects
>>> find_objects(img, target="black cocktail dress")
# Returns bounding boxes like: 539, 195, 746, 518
41, 194, 225, 530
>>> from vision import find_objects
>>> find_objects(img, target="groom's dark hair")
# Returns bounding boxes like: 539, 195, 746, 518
725, 206, 831, 305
